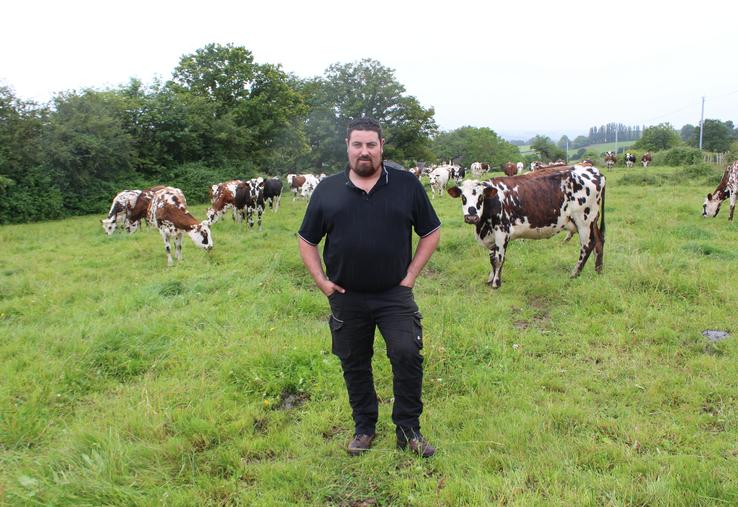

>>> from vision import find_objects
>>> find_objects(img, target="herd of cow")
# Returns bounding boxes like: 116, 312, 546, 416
101, 159, 737, 286
603, 151, 652, 170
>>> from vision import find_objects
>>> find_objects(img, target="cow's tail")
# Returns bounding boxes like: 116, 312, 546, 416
599, 183, 606, 244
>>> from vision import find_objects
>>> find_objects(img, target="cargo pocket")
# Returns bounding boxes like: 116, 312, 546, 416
412, 311, 424, 349
328, 314, 350, 360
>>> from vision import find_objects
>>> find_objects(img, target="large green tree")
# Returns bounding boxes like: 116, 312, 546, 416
302, 59, 437, 171
634, 123, 681, 151
690, 119, 734, 152
530, 135, 566, 161
431, 126, 519, 168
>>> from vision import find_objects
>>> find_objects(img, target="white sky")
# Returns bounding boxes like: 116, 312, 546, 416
3, 0, 737, 140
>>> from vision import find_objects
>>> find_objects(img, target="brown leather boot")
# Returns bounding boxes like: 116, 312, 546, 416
347, 434, 375, 456
397, 435, 436, 457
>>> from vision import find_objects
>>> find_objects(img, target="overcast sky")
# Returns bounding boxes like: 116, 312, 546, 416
3, 0, 737, 140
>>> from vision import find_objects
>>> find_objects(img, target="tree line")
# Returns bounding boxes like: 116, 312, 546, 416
0, 43, 523, 224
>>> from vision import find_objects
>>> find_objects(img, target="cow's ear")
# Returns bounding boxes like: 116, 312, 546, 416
483, 186, 498, 198
447, 187, 461, 198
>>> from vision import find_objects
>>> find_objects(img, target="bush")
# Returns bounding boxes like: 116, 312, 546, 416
654, 147, 703, 166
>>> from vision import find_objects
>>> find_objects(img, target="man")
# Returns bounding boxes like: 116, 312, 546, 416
298, 117, 441, 457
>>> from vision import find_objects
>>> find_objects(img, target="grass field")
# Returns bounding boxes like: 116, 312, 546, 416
1, 164, 737, 505
518, 141, 638, 158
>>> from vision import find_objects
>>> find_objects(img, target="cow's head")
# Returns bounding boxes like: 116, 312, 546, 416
125, 220, 140, 234
703, 191, 726, 217
447, 180, 497, 224
101, 217, 117, 235
188, 221, 214, 251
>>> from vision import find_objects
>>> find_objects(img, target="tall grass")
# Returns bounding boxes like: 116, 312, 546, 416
1, 166, 737, 505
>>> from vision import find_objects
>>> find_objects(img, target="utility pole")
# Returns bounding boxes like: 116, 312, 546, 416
699, 96, 705, 150
615, 129, 618, 154
566, 138, 569, 162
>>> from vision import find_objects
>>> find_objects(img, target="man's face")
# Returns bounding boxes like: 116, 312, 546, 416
346, 129, 384, 177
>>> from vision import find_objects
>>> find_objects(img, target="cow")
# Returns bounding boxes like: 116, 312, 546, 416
408, 166, 423, 179
299, 174, 321, 200
124, 185, 167, 233
206, 180, 242, 224
101, 190, 141, 235
447, 164, 606, 288
233, 179, 266, 230
502, 162, 517, 177
641, 152, 652, 168
148, 187, 213, 266
470, 162, 486, 177
625, 153, 636, 168
262, 177, 283, 212
516, 162, 524, 174
703, 161, 738, 221
446, 164, 464, 183
428, 166, 452, 198
604, 151, 616, 170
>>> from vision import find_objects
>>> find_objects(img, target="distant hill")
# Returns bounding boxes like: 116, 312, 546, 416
517, 140, 638, 159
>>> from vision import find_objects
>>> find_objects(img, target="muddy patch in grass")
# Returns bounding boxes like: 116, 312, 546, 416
278, 390, 309, 410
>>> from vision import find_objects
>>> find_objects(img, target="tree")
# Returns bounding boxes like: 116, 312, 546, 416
557, 135, 570, 151
302, 59, 437, 170
633, 123, 681, 151
431, 126, 519, 168
530, 135, 565, 161
680, 124, 696, 143
691, 119, 733, 152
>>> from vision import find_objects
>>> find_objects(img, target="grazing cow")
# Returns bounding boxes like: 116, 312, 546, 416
641, 152, 652, 168
428, 166, 452, 198
703, 161, 738, 221
625, 153, 636, 168
206, 180, 242, 224
409, 166, 423, 179
148, 187, 213, 266
124, 185, 167, 233
262, 177, 283, 211
604, 151, 616, 170
299, 174, 321, 200
516, 162, 524, 174
101, 190, 141, 235
447, 165, 606, 288
503, 162, 517, 177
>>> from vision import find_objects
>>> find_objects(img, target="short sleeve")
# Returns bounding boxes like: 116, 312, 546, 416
298, 190, 325, 245
412, 178, 441, 237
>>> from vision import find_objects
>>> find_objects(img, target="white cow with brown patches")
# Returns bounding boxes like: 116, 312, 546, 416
149, 187, 213, 266
703, 161, 738, 221
101, 190, 141, 235
207, 180, 242, 224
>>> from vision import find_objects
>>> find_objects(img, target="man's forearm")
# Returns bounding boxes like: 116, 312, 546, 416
402, 228, 440, 286
298, 237, 328, 285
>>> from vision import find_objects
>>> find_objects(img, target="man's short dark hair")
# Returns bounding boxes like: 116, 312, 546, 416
347, 117, 383, 141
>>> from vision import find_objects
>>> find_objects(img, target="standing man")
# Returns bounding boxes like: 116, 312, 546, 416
298, 117, 441, 457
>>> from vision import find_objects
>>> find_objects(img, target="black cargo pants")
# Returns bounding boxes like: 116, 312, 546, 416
328, 285, 424, 439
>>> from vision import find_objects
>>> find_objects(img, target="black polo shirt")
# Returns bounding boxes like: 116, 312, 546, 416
299, 163, 441, 293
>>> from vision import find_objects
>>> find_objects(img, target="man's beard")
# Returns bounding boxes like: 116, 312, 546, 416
352, 158, 380, 177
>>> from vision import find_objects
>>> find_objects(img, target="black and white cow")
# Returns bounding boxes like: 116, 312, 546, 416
234, 179, 265, 230
448, 165, 606, 288
625, 153, 636, 168
263, 177, 283, 212
101, 190, 142, 235
703, 160, 738, 221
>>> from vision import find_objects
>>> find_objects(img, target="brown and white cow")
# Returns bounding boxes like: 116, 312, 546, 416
148, 187, 213, 266
604, 151, 616, 170
448, 165, 606, 288
641, 152, 652, 168
502, 162, 517, 177
703, 161, 738, 221
124, 185, 168, 233
102, 190, 141, 235
206, 180, 242, 224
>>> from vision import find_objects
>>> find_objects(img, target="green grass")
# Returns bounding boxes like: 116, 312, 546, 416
1, 166, 737, 505
519, 141, 638, 157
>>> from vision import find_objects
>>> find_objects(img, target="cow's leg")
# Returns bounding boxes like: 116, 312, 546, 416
174, 231, 183, 262
247, 206, 255, 228
593, 218, 604, 273
487, 237, 508, 288
729, 193, 736, 221
257, 204, 264, 230
571, 222, 596, 277
274, 194, 280, 212
160, 229, 174, 266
